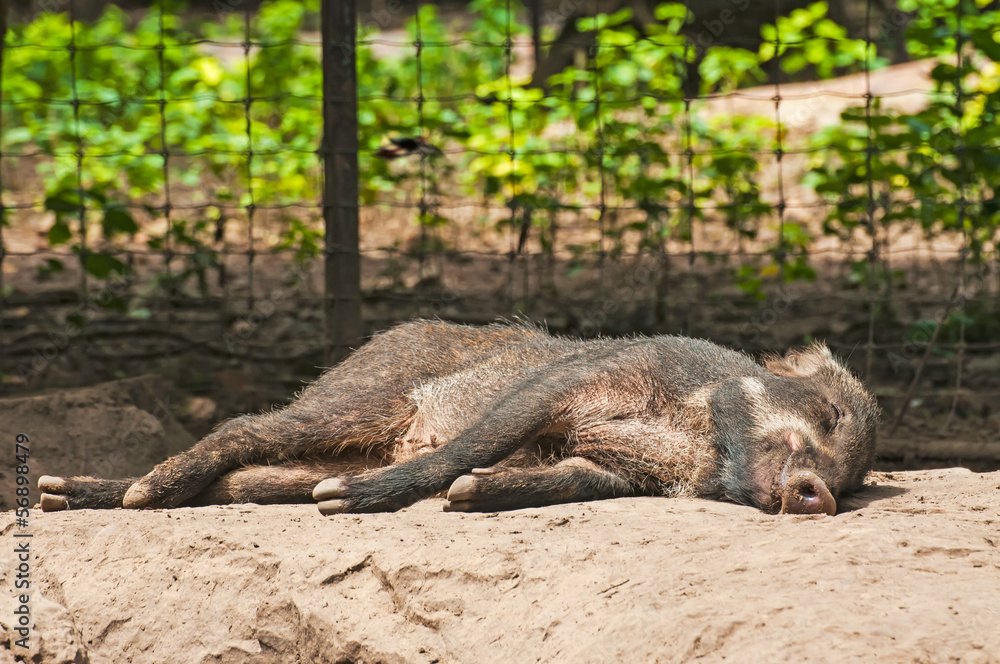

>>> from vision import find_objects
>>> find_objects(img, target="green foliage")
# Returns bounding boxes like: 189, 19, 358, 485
808, 0, 1000, 263
3, 1, 323, 290
3, 0, 997, 307
759, 1, 881, 78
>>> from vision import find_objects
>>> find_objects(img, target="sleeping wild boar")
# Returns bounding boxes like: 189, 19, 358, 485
39, 319, 879, 516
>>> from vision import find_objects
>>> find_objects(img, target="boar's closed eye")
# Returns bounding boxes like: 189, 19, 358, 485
828, 402, 843, 431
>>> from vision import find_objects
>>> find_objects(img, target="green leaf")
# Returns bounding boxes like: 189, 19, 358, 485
102, 207, 139, 237
84, 253, 127, 279
37, 258, 65, 277
971, 30, 1000, 61
48, 220, 72, 245
45, 191, 82, 212
654, 3, 688, 21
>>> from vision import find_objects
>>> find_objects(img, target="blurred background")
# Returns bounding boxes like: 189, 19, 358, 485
1, 0, 998, 471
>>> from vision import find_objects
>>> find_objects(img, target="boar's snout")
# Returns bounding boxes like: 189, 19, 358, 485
780, 471, 836, 516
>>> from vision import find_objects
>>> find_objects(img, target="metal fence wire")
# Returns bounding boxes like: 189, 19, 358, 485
1, 0, 998, 464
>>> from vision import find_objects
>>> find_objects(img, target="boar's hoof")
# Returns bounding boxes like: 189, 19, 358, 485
312, 471, 425, 514
446, 475, 477, 502
38, 475, 67, 492
39, 493, 70, 512
313, 477, 345, 501
122, 485, 153, 509
314, 478, 351, 514
780, 471, 836, 516
313, 477, 399, 514
38, 476, 70, 511
313, 478, 347, 504
316, 499, 348, 515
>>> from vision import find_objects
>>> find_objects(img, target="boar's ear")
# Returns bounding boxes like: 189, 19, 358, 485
765, 343, 838, 377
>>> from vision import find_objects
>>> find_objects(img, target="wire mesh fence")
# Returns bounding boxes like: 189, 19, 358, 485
1, 0, 998, 464
2, 0, 335, 409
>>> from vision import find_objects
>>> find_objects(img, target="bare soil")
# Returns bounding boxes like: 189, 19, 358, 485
1, 467, 998, 664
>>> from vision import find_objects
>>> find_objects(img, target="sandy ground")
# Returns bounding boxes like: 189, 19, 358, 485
1, 467, 998, 664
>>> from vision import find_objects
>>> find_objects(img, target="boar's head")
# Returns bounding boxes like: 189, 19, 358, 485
712, 343, 880, 515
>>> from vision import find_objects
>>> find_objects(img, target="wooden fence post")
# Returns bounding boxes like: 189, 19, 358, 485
321, 0, 362, 365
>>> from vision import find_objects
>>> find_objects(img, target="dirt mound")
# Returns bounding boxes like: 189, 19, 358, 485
0, 376, 195, 511
1, 468, 998, 664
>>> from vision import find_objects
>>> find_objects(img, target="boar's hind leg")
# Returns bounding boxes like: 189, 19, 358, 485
40, 457, 380, 511
38, 475, 138, 511
443, 458, 635, 512
122, 362, 416, 510
121, 410, 321, 510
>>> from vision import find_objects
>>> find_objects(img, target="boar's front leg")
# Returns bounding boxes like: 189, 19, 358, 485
313, 379, 570, 514
442, 458, 636, 512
